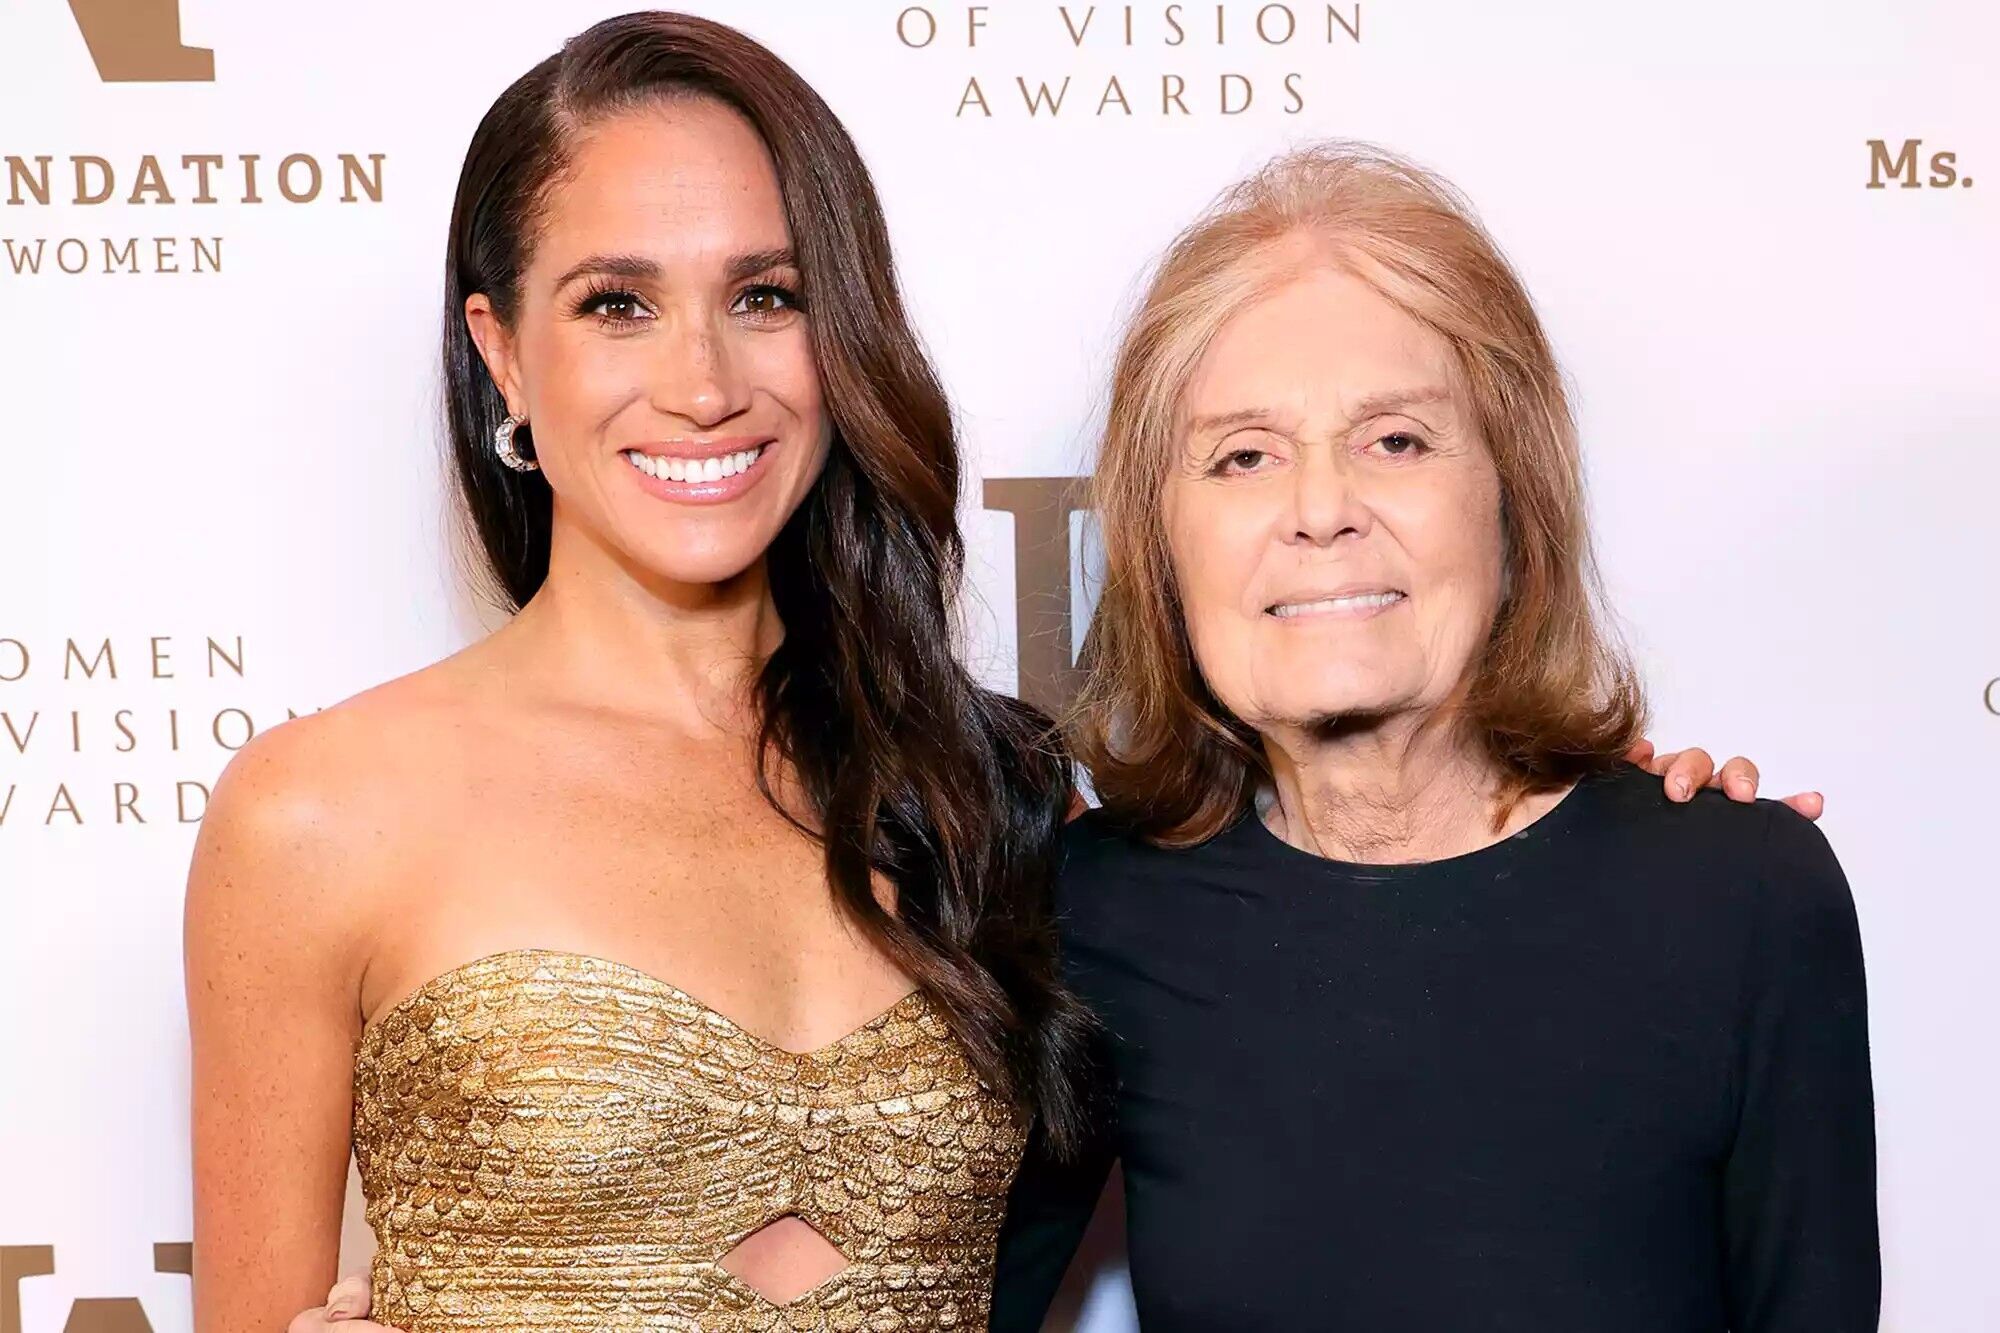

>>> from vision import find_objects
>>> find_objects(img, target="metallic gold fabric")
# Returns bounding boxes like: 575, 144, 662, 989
351, 949, 1028, 1331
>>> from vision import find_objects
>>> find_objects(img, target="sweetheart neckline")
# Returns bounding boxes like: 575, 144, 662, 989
357, 947, 929, 1060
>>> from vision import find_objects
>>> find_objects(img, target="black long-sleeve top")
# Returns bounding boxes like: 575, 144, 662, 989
993, 765, 1879, 1331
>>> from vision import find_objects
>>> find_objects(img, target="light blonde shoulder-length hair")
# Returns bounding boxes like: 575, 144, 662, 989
1073, 141, 1646, 846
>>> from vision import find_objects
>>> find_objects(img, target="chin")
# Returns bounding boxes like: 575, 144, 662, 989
627, 537, 773, 589
1261, 680, 1420, 731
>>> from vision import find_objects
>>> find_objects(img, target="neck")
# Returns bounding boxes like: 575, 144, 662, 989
1261, 708, 1541, 864
493, 514, 784, 735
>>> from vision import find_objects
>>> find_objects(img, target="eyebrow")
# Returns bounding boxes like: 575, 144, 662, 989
554, 252, 658, 289
1186, 407, 1275, 437
1349, 386, 1454, 420
725, 247, 798, 283
1186, 386, 1455, 438
553, 247, 799, 291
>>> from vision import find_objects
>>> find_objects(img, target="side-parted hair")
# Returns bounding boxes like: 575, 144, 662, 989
442, 12, 1091, 1145
1075, 141, 1646, 846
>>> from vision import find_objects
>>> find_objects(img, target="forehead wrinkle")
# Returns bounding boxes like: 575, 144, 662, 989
1186, 405, 1288, 437
1343, 384, 1457, 427
1186, 381, 1456, 449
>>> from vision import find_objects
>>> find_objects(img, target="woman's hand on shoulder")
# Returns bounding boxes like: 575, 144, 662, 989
1625, 739, 1825, 820
290, 1275, 402, 1333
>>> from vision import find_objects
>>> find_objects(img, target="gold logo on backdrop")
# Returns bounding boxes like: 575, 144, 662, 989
0, 635, 315, 830
4, 14, 386, 279
0, 1244, 189, 1333
1866, 138, 1974, 189
66, 0, 214, 82
983, 477, 1095, 713
896, 3, 1365, 119
2, 152, 387, 277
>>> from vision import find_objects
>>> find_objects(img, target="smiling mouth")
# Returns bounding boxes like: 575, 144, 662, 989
1267, 590, 1407, 619
621, 444, 768, 483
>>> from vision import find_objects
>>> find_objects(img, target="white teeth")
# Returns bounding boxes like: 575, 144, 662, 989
1270, 591, 1405, 619
625, 446, 765, 483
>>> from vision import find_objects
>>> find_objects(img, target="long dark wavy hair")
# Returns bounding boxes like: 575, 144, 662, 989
440, 12, 1092, 1146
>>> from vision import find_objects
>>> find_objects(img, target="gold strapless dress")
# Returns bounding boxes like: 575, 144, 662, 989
351, 949, 1028, 1332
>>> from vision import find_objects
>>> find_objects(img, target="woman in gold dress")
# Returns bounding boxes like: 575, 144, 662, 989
206, 14, 1785, 1333
184, 14, 1092, 1331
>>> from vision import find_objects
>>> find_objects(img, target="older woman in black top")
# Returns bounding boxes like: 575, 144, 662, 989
993, 145, 1877, 1331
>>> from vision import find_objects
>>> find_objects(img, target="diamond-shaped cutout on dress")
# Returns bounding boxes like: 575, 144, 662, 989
717, 1215, 851, 1305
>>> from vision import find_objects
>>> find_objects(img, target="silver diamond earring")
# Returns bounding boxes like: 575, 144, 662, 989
494, 414, 538, 473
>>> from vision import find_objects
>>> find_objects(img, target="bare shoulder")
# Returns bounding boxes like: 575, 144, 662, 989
207, 656, 481, 845
186, 652, 491, 969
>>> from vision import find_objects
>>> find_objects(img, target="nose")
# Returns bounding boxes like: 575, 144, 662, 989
1284, 448, 1373, 547
652, 307, 752, 429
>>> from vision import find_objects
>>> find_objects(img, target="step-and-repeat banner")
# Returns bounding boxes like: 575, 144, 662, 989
2, 2, 1994, 1330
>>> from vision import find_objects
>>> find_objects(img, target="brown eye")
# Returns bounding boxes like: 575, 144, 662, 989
1376, 432, 1429, 457
579, 289, 651, 323
732, 284, 800, 318
1214, 447, 1270, 476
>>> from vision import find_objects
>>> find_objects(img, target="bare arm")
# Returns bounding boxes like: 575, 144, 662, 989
186, 727, 369, 1333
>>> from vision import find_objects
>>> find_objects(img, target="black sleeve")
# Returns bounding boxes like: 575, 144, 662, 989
1722, 806, 1880, 1332
988, 1118, 1115, 1333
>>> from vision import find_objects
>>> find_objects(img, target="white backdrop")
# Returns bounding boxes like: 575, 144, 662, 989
2, 2, 1995, 1330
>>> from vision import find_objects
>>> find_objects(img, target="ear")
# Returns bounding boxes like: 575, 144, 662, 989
464, 293, 525, 417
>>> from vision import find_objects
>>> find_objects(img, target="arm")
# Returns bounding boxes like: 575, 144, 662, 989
186, 729, 369, 1333
988, 1119, 1117, 1333
1722, 808, 1879, 1332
